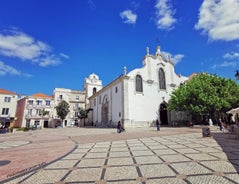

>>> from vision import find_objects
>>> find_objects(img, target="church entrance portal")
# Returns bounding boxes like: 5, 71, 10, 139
160, 103, 168, 125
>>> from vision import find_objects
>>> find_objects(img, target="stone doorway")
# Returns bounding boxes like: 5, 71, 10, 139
160, 103, 168, 125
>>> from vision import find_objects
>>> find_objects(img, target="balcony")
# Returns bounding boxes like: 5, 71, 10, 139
26, 104, 53, 109
25, 114, 51, 119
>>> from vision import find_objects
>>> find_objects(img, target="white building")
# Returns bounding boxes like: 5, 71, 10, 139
52, 88, 85, 127
87, 46, 189, 128
0, 89, 18, 128
15, 93, 54, 128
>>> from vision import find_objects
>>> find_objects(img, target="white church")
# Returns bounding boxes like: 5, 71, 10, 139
84, 46, 190, 128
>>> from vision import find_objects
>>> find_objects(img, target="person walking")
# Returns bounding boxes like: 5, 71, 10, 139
117, 121, 123, 133
156, 119, 160, 131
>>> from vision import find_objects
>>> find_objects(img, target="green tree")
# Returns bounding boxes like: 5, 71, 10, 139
39, 109, 49, 117
168, 73, 239, 122
55, 100, 70, 126
77, 108, 88, 126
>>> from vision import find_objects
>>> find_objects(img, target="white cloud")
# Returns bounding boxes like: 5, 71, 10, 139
0, 61, 32, 77
0, 29, 65, 67
60, 53, 70, 59
223, 52, 239, 59
38, 55, 61, 67
155, 0, 176, 30
195, 0, 239, 41
120, 10, 137, 24
162, 51, 184, 65
212, 61, 238, 69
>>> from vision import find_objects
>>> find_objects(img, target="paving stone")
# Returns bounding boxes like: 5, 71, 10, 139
146, 178, 187, 184
90, 147, 110, 153
131, 150, 155, 156
77, 158, 106, 167
200, 160, 238, 173
108, 157, 134, 166
146, 145, 168, 150
109, 151, 131, 158
65, 167, 102, 182
161, 154, 191, 162
134, 155, 163, 164
166, 144, 188, 149
171, 162, 212, 175
187, 175, 234, 184
154, 149, 177, 155
139, 164, 176, 178
45, 160, 78, 169
130, 146, 149, 151
174, 148, 200, 154
225, 174, 239, 183
1, 127, 239, 183
62, 152, 85, 160
185, 153, 218, 161
19, 169, 68, 184
110, 147, 129, 152
84, 152, 108, 159
104, 166, 138, 181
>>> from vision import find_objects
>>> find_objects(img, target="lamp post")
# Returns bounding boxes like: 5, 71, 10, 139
235, 70, 239, 80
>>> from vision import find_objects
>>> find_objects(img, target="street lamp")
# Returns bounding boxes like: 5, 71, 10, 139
235, 70, 239, 80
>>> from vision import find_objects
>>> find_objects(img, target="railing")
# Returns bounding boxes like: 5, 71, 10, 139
25, 114, 51, 118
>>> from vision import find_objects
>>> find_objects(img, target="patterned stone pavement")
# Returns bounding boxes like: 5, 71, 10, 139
0, 127, 239, 184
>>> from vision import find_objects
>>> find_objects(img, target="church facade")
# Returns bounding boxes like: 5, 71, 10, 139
85, 46, 190, 128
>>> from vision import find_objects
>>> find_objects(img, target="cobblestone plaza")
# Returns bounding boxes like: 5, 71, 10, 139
0, 127, 238, 184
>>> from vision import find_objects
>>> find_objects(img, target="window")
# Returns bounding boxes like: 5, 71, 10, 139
46, 100, 51, 106
4, 97, 11, 102
159, 68, 166, 89
36, 109, 41, 116
2, 108, 9, 115
136, 75, 143, 92
59, 95, 63, 100
75, 103, 79, 110
28, 109, 32, 115
28, 100, 33, 105
76, 96, 79, 100
75, 111, 78, 117
93, 87, 97, 95
115, 87, 118, 93
36, 100, 42, 106
34, 121, 40, 126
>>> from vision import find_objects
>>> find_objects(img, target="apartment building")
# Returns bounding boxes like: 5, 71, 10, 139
15, 93, 54, 128
0, 89, 18, 128
53, 88, 85, 127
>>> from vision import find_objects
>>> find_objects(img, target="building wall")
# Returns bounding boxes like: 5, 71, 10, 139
0, 90, 18, 127
53, 88, 86, 127
88, 46, 189, 128
16, 95, 54, 128
15, 97, 26, 127
89, 77, 123, 127
124, 51, 188, 127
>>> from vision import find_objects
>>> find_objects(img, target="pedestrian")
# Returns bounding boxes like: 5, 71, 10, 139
117, 121, 122, 133
218, 118, 223, 131
156, 119, 160, 131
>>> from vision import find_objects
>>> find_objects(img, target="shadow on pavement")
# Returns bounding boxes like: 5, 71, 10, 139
212, 132, 239, 173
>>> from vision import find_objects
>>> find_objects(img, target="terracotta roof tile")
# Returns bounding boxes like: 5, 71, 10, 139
30, 93, 53, 99
0, 89, 17, 95
188, 72, 198, 79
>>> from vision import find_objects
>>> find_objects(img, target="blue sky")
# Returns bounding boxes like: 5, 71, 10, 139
0, 0, 239, 96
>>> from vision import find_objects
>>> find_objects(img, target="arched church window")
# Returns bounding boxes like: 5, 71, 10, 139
136, 75, 143, 92
93, 87, 97, 95
159, 68, 166, 89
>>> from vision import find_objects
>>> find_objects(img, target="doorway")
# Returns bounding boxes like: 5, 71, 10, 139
160, 103, 168, 125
